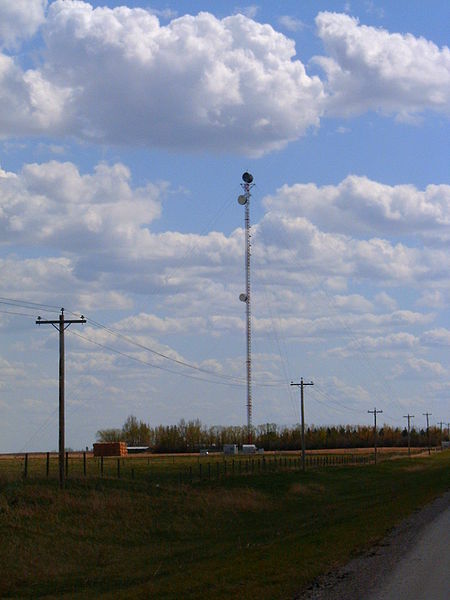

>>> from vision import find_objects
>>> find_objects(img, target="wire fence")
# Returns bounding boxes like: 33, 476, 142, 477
0, 447, 437, 485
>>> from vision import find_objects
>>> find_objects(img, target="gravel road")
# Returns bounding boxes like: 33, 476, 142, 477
296, 491, 450, 600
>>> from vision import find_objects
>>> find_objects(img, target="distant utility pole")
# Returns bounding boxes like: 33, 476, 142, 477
403, 414, 414, 457
423, 412, 432, 455
437, 421, 444, 445
368, 407, 383, 464
291, 378, 314, 472
36, 308, 86, 489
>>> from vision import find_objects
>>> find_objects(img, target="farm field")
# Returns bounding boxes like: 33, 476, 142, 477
0, 451, 448, 599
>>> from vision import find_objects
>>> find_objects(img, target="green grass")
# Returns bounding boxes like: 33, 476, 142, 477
0, 452, 448, 599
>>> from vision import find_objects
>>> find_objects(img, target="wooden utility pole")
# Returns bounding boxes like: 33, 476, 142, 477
368, 407, 383, 464
423, 412, 432, 455
291, 378, 314, 471
403, 414, 414, 457
437, 421, 444, 445
36, 309, 86, 488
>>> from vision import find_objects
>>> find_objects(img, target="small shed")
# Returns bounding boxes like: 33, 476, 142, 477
93, 442, 128, 457
241, 444, 257, 454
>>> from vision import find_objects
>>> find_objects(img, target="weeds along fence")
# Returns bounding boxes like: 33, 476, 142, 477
0, 448, 430, 484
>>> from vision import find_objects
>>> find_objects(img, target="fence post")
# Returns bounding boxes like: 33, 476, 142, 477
46, 452, 50, 478
23, 453, 28, 479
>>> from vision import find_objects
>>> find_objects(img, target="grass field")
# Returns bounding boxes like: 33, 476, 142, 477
0, 451, 448, 599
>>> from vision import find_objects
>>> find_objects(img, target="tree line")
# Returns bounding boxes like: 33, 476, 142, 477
96, 415, 447, 453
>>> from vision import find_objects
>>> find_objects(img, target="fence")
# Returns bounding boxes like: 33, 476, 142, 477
0, 447, 432, 485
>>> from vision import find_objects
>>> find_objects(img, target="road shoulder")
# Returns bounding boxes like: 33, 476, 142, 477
295, 490, 450, 600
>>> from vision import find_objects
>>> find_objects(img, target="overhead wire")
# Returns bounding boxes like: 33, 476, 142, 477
68, 328, 279, 389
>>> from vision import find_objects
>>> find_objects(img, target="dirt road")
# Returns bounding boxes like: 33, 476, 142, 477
297, 491, 450, 600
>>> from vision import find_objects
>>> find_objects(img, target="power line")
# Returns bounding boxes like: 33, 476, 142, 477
68, 329, 277, 389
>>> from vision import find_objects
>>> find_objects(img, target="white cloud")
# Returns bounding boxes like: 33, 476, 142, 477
262, 176, 450, 240
235, 5, 260, 19
278, 16, 305, 32
392, 357, 446, 378
257, 210, 449, 286
374, 292, 397, 311
33, 2, 323, 156
0, 5, 447, 154
0, 52, 69, 136
416, 290, 447, 309
421, 328, 450, 347
327, 332, 419, 358
0, 160, 162, 251
2, 162, 449, 314
0, 0, 47, 49
315, 12, 450, 119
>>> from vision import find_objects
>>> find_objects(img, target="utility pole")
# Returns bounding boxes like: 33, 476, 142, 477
423, 412, 432, 455
437, 421, 444, 446
368, 407, 383, 464
291, 378, 314, 471
403, 414, 414, 457
238, 172, 254, 443
36, 308, 86, 488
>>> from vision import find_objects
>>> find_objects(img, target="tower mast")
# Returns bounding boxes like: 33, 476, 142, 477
238, 172, 254, 443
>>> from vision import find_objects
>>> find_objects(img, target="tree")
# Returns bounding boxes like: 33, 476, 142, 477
96, 428, 122, 442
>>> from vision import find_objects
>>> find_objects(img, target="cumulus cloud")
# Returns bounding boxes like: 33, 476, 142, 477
34, 2, 323, 155
0, 160, 162, 252
421, 328, 450, 346
315, 12, 450, 119
0, 5, 448, 153
256, 210, 449, 286
392, 357, 446, 378
263, 176, 450, 241
327, 332, 419, 358
0, 0, 47, 49
2, 161, 449, 311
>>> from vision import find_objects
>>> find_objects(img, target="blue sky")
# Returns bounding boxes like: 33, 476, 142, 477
0, 0, 449, 452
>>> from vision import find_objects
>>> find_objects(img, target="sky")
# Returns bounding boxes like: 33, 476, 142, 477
0, 0, 449, 452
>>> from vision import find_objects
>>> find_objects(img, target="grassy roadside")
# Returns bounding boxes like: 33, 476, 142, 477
0, 452, 448, 599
